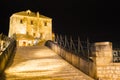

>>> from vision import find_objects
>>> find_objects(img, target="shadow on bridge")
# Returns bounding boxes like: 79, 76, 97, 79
0, 48, 16, 80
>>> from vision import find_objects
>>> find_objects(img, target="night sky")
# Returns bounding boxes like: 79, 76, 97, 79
0, 0, 120, 42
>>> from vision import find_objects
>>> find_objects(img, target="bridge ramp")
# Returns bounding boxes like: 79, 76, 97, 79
3, 46, 94, 80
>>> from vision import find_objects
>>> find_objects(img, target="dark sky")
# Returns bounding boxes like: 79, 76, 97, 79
0, 0, 120, 42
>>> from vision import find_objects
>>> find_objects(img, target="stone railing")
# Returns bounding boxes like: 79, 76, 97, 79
45, 40, 120, 80
45, 40, 96, 79
0, 37, 16, 75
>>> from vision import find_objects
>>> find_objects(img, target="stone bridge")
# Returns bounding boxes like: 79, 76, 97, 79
1, 45, 94, 80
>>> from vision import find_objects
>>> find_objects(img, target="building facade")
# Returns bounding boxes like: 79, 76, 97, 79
8, 10, 52, 46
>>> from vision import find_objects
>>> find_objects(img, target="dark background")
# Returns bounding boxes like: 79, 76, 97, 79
0, 0, 120, 42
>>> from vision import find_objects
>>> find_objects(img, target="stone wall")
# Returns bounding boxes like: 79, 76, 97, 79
96, 63, 120, 80
0, 38, 16, 75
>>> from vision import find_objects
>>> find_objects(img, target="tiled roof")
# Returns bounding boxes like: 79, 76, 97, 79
13, 10, 51, 19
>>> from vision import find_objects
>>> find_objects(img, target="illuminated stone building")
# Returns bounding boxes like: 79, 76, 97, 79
8, 10, 52, 46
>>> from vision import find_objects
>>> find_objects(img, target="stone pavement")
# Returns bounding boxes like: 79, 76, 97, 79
2, 46, 94, 80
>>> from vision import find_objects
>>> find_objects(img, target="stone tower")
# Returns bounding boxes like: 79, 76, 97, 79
91, 42, 113, 79
8, 10, 52, 46
92, 42, 113, 66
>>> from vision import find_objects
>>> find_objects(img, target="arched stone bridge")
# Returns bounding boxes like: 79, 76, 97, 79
1, 45, 94, 80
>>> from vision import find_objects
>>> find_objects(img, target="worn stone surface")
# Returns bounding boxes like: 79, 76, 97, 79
2, 46, 94, 80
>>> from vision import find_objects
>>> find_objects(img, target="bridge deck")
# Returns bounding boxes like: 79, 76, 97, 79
3, 46, 94, 80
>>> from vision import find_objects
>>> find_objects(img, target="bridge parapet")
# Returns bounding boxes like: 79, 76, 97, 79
45, 40, 96, 79
45, 39, 120, 80
0, 33, 16, 75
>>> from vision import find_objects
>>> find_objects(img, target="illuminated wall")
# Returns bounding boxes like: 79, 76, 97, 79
8, 10, 52, 46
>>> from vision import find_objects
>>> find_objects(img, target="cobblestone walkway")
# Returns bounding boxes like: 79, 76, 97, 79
3, 46, 94, 80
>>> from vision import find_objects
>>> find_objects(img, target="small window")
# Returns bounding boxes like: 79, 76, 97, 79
44, 22, 47, 26
33, 33, 36, 36
20, 19, 23, 24
31, 20, 33, 25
